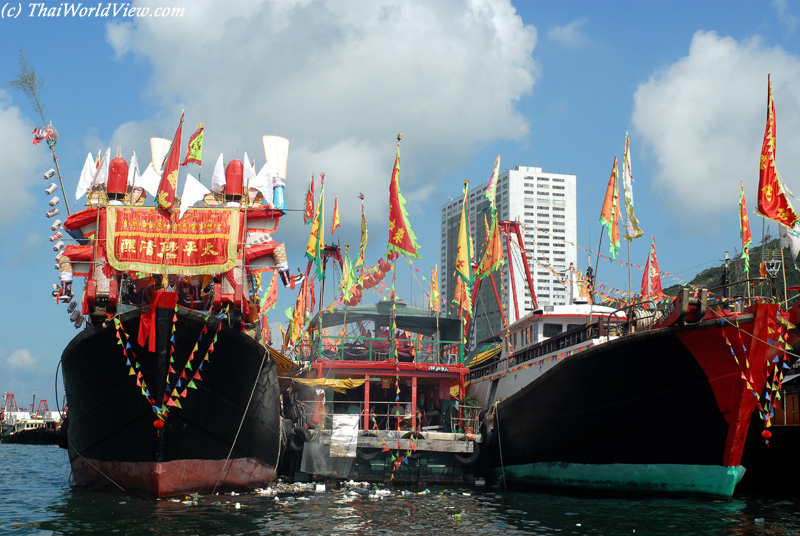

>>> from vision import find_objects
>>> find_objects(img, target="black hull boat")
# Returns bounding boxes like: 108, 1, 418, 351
469, 293, 786, 498
48, 129, 299, 497
61, 295, 281, 497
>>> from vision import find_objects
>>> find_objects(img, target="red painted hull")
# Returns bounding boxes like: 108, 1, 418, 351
71, 456, 277, 497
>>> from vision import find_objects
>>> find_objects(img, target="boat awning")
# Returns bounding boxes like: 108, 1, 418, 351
285, 377, 367, 393
265, 344, 301, 376
463, 342, 502, 368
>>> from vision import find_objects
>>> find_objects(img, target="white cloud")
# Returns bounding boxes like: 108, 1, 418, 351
632, 31, 800, 231
103, 0, 538, 254
5, 348, 39, 372
0, 91, 51, 225
773, 0, 798, 33
547, 17, 589, 47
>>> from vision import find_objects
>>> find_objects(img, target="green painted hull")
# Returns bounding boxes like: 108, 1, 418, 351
491, 462, 746, 498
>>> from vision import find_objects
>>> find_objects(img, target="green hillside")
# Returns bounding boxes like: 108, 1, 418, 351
663, 239, 800, 300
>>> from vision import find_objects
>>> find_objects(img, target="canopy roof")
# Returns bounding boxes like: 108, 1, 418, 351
308, 300, 462, 341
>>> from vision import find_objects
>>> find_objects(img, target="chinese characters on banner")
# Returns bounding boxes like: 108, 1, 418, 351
106, 207, 240, 274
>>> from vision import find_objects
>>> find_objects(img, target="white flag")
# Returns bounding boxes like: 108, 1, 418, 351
93, 148, 110, 187
250, 161, 275, 206
179, 173, 211, 219
780, 223, 800, 267
127, 151, 139, 186
210, 153, 225, 193
75, 152, 96, 200
136, 161, 162, 198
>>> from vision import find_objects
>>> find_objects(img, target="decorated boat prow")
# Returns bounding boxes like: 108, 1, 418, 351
47, 118, 301, 496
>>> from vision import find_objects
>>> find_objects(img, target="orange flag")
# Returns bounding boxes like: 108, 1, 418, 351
757, 75, 799, 227
330, 196, 340, 235
430, 264, 440, 312
740, 182, 752, 275
599, 156, 621, 260
157, 111, 184, 215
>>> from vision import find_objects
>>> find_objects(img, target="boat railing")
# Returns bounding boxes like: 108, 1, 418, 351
307, 333, 462, 364
294, 399, 479, 434
468, 323, 601, 381
706, 277, 783, 312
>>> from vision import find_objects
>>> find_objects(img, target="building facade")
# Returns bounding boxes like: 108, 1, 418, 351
440, 165, 577, 344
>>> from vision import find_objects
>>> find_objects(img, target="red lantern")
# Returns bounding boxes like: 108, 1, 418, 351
153, 419, 165, 429
762, 429, 772, 439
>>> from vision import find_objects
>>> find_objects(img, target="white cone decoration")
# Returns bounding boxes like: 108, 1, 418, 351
43, 168, 56, 180
49, 196, 60, 207
46, 208, 59, 218
53, 240, 64, 251
50, 219, 62, 231
49, 231, 63, 242
46, 183, 57, 195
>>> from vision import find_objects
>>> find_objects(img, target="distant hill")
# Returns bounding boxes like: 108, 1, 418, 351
663, 239, 800, 299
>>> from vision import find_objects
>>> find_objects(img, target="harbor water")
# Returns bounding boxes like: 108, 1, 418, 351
2, 444, 800, 535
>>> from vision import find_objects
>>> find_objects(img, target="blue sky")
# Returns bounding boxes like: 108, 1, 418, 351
2, 0, 800, 406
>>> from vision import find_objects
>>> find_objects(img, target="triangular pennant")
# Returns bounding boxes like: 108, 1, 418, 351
187, 380, 197, 389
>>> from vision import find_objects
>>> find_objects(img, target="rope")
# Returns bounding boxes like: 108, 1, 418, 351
494, 401, 506, 490
213, 344, 268, 494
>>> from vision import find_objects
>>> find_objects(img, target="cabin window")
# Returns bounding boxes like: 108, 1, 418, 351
543, 323, 562, 338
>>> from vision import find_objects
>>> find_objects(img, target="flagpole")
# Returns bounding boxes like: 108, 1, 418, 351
627, 240, 632, 298
781, 248, 788, 308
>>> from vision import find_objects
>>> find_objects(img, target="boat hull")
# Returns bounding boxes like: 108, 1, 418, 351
474, 303, 778, 498
61, 301, 281, 497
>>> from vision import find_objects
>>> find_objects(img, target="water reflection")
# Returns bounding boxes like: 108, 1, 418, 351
4, 445, 800, 536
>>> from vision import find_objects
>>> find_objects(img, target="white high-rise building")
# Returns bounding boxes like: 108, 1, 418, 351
440, 165, 578, 344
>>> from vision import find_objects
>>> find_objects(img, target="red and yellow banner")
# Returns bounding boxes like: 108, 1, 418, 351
106, 206, 239, 275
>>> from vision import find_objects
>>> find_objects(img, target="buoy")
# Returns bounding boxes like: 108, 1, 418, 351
45, 183, 57, 195
43, 168, 56, 180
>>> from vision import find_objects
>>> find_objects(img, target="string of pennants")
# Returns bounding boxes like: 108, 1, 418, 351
719, 308, 796, 432
113, 309, 220, 422
485, 342, 596, 381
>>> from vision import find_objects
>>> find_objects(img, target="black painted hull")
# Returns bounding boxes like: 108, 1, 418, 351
475, 305, 777, 497
61, 302, 281, 497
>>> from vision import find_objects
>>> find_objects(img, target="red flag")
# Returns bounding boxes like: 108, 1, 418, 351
387, 134, 421, 258
157, 111, 184, 215
641, 236, 663, 300
303, 175, 315, 225
757, 75, 799, 227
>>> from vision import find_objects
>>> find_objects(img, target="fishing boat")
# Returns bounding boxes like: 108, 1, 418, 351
53, 128, 301, 496
466, 254, 789, 498
286, 299, 481, 484
1, 393, 62, 444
